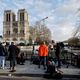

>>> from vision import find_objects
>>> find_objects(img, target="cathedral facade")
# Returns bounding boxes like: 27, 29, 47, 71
3, 9, 30, 44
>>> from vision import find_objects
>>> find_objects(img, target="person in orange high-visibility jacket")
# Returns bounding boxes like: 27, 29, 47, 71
38, 41, 48, 69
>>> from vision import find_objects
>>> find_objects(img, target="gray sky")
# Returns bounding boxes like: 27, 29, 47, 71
0, 0, 80, 41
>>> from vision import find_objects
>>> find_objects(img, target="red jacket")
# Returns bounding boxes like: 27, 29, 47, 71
38, 44, 48, 56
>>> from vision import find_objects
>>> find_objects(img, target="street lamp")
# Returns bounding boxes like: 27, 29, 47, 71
32, 40, 35, 53
38, 17, 48, 42
34, 17, 48, 44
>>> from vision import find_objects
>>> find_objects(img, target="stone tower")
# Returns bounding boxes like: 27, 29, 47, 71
3, 9, 29, 44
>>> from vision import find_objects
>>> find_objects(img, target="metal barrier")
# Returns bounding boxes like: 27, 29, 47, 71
70, 52, 80, 67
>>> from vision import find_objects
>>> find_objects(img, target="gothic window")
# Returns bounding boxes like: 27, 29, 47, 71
9, 13, 10, 21
20, 30, 24, 34
13, 14, 15, 21
6, 13, 10, 22
13, 28, 18, 34
6, 14, 8, 21
22, 13, 24, 21
20, 13, 24, 21
6, 31, 10, 35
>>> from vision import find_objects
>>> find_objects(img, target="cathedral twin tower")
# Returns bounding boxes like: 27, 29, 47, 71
3, 9, 30, 44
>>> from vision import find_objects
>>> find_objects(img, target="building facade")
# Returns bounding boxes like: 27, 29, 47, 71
3, 9, 30, 44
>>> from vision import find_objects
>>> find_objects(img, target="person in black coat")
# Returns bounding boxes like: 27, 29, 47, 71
8, 42, 17, 72
0, 42, 6, 69
4, 42, 9, 66
55, 43, 61, 68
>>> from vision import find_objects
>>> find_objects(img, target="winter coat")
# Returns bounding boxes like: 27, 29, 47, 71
38, 44, 48, 57
8, 44, 17, 59
0, 44, 5, 56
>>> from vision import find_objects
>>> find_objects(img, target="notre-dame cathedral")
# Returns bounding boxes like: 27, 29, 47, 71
3, 9, 30, 44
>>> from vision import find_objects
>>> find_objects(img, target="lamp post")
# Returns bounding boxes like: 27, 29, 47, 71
32, 40, 35, 52
38, 17, 48, 42
34, 17, 48, 43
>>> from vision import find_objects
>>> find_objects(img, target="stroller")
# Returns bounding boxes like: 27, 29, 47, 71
44, 58, 63, 79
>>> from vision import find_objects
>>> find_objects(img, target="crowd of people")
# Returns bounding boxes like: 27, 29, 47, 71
37, 40, 63, 78
37, 40, 64, 69
0, 40, 64, 76
0, 42, 25, 72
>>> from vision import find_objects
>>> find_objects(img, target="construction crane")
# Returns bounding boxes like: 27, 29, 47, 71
73, 26, 80, 38
73, 8, 80, 39
34, 16, 48, 35
34, 17, 49, 41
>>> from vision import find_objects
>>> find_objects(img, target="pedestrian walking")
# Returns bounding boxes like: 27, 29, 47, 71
8, 42, 17, 72
0, 42, 6, 69
55, 43, 61, 68
4, 42, 9, 66
38, 41, 48, 69
48, 40, 55, 59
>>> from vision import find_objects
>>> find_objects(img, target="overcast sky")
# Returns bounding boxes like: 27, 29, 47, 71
0, 0, 80, 42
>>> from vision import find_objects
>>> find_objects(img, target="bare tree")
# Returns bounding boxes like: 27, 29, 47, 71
29, 23, 51, 44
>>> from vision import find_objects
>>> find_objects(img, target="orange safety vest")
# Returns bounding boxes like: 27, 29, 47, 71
38, 44, 48, 56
